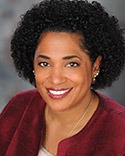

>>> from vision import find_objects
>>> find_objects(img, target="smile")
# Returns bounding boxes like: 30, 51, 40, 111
47, 88, 72, 99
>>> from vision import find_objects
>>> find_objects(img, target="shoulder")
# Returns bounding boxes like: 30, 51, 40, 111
97, 91, 125, 117
9, 89, 39, 101
0, 89, 41, 118
0, 89, 43, 135
97, 91, 125, 133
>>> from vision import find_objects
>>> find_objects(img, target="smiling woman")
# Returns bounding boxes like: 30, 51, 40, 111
0, 0, 125, 156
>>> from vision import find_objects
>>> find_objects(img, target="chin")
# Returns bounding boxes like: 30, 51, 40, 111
46, 100, 71, 112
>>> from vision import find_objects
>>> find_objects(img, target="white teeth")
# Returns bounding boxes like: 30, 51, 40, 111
49, 89, 70, 95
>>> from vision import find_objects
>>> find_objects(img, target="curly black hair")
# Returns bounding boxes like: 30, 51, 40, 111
11, 0, 125, 89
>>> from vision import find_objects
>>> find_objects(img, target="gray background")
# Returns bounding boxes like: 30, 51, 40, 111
0, 0, 125, 113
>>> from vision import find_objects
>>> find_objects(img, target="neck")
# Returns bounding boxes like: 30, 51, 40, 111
45, 90, 99, 126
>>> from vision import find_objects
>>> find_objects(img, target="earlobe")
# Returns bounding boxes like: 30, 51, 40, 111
92, 70, 100, 84
92, 55, 102, 84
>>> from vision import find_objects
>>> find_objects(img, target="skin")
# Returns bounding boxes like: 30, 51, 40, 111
33, 32, 102, 154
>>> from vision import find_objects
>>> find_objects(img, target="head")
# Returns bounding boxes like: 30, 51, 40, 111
11, 0, 125, 90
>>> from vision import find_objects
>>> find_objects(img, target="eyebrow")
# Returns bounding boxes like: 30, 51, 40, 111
36, 55, 50, 59
63, 55, 81, 60
36, 55, 81, 60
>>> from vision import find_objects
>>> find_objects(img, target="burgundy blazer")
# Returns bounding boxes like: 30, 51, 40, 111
0, 89, 125, 156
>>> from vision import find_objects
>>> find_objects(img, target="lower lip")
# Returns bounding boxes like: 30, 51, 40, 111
47, 89, 72, 99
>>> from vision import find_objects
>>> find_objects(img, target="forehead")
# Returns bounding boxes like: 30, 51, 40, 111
39, 31, 83, 39
35, 32, 88, 58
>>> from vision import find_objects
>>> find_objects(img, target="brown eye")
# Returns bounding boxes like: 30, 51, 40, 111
38, 62, 50, 67
67, 62, 80, 67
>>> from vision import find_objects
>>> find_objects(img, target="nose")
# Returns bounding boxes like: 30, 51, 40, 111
49, 67, 66, 85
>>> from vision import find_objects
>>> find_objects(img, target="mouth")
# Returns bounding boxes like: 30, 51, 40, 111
47, 88, 72, 99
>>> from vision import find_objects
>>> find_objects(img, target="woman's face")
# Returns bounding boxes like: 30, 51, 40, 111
34, 32, 100, 112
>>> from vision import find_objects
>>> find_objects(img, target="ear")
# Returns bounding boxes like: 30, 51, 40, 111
92, 55, 102, 75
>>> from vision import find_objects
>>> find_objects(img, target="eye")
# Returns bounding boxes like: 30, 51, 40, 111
67, 62, 80, 67
38, 62, 50, 67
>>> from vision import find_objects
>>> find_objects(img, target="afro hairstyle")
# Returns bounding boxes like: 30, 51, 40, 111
11, 0, 125, 89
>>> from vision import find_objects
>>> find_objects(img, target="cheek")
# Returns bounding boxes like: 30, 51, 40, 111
69, 68, 92, 84
35, 72, 47, 85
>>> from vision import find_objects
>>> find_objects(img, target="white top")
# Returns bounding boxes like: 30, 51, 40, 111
38, 146, 54, 156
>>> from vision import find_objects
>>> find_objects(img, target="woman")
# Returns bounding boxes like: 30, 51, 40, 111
0, 0, 125, 155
